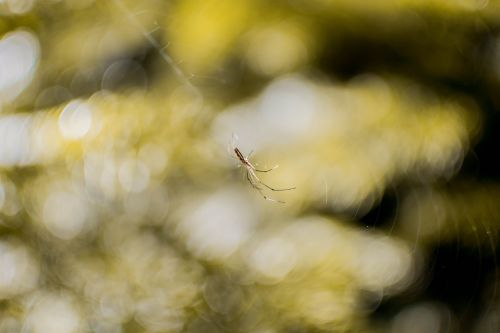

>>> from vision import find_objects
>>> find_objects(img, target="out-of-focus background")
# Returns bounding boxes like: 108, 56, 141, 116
1, 0, 499, 332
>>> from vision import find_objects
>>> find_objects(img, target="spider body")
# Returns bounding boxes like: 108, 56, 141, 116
234, 148, 247, 166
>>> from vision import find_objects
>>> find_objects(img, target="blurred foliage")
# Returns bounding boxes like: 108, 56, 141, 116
1, 1, 500, 333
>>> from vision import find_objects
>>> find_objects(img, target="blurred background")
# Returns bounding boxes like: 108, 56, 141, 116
1, 0, 500, 332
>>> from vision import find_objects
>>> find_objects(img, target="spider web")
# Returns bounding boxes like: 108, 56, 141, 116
104, 1, 500, 330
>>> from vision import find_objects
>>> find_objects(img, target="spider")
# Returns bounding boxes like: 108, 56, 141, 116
233, 146, 295, 203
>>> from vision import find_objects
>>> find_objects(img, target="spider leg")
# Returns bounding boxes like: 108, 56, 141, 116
254, 165, 279, 172
262, 195, 285, 204
259, 182, 296, 192
244, 152, 277, 172
246, 170, 262, 190
246, 169, 285, 203
248, 168, 295, 192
